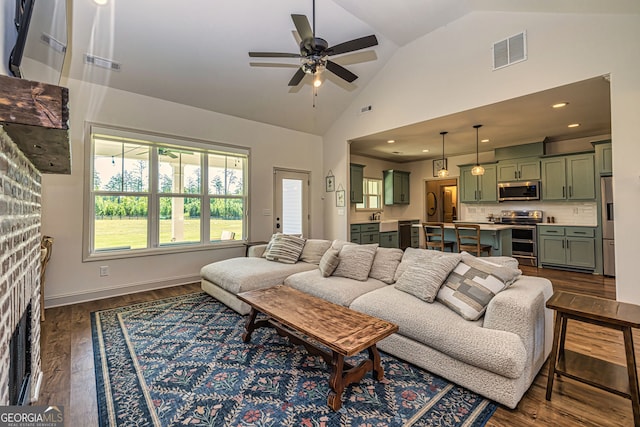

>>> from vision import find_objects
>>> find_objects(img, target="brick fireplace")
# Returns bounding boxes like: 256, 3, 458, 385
0, 127, 43, 405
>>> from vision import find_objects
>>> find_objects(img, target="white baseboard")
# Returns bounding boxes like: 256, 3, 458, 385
44, 274, 201, 308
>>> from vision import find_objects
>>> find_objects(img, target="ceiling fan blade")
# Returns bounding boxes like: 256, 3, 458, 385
249, 52, 301, 58
288, 68, 306, 86
326, 60, 358, 83
328, 35, 378, 56
291, 14, 313, 41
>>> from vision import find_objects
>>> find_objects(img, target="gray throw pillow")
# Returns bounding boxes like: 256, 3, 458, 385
437, 252, 522, 321
369, 247, 404, 284
300, 239, 332, 264
394, 247, 457, 282
395, 254, 462, 302
319, 248, 340, 277
264, 234, 306, 264
333, 243, 378, 281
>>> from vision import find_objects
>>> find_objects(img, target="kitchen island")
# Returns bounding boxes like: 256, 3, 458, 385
412, 222, 513, 256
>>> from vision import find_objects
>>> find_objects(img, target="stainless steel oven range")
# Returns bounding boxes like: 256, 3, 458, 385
497, 210, 543, 266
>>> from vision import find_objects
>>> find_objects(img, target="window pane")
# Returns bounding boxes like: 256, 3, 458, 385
208, 154, 244, 195
93, 140, 149, 192
282, 178, 302, 234
158, 149, 201, 193
159, 197, 201, 245
94, 196, 148, 250
210, 198, 244, 241
368, 196, 380, 209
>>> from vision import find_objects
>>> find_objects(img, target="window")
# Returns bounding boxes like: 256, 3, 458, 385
356, 178, 383, 210
86, 125, 248, 259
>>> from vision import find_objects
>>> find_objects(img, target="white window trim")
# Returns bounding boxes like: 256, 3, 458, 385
82, 122, 250, 261
355, 177, 383, 212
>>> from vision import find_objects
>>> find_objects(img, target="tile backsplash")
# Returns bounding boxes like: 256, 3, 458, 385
461, 201, 598, 226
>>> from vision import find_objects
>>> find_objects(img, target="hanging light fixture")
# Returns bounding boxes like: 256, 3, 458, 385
471, 124, 485, 176
437, 131, 449, 177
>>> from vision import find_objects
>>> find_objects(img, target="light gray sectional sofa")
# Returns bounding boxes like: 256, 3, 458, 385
200, 238, 553, 409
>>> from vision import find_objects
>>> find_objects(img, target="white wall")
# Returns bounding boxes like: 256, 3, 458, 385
324, 11, 640, 303
1, 0, 16, 76
42, 78, 323, 307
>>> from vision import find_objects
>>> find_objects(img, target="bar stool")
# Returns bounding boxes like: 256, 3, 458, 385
454, 224, 492, 256
422, 222, 455, 252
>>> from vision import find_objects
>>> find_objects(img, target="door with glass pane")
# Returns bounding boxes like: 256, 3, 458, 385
274, 169, 309, 236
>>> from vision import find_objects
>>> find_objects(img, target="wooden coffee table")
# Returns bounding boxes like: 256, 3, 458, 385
237, 285, 398, 411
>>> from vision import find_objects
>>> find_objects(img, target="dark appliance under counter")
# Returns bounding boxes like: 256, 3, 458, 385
498, 209, 543, 266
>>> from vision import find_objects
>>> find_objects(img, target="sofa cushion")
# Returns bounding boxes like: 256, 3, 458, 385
300, 239, 332, 264
395, 254, 461, 302
369, 247, 404, 284
318, 248, 340, 277
265, 234, 306, 264
437, 253, 522, 321
333, 243, 378, 281
350, 285, 527, 379
285, 269, 387, 307
394, 247, 456, 282
200, 257, 317, 294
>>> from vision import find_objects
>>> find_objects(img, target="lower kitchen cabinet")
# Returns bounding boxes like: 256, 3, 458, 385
538, 226, 596, 271
379, 231, 399, 248
350, 223, 379, 244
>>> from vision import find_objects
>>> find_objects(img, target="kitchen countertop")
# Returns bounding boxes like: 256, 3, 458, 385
351, 218, 420, 225
537, 223, 597, 227
412, 222, 515, 231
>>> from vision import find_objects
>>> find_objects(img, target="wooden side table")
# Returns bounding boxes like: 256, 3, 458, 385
546, 291, 640, 425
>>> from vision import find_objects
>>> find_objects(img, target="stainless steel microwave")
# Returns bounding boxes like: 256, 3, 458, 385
498, 181, 540, 202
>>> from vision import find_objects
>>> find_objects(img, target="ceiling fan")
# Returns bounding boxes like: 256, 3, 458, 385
249, 0, 378, 87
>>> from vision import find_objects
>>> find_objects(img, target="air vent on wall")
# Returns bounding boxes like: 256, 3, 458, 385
84, 54, 121, 71
492, 31, 527, 70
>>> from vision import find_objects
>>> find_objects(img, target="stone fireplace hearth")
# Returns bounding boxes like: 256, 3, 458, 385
0, 127, 43, 405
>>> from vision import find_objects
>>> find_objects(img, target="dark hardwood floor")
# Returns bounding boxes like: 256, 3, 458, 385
36, 268, 632, 426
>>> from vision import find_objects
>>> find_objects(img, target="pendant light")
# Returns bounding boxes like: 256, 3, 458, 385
471, 124, 485, 176
437, 131, 449, 177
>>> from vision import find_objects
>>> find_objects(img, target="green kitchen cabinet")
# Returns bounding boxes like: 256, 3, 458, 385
351, 223, 379, 244
593, 140, 612, 176
497, 158, 540, 182
379, 231, 399, 248
538, 226, 596, 271
541, 154, 595, 201
350, 163, 365, 203
411, 221, 420, 248
383, 170, 410, 205
459, 164, 497, 203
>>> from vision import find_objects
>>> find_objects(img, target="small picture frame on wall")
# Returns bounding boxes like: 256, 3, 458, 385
325, 173, 335, 192
433, 158, 447, 177
336, 190, 345, 207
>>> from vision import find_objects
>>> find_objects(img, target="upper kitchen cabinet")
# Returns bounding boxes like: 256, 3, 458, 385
497, 158, 540, 182
592, 140, 612, 176
460, 164, 497, 203
384, 170, 410, 205
350, 163, 365, 203
541, 153, 595, 201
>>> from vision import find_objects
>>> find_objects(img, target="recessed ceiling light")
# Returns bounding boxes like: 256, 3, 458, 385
552, 102, 569, 108
481, 139, 489, 143
422, 149, 429, 153
387, 140, 395, 144
568, 123, 580, 128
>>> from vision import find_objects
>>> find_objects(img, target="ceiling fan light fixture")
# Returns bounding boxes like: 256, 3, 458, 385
471, 124, 485, 176
313, 76, 322, 87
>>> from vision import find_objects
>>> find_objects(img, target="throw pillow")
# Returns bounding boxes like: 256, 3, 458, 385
264, 234, 306, 264
261, 233, 281, 257
369, 247, 404, 284
394, 247, 457, 282
300, 239, 332, 264
319, 248, 340, 277
395, 254, 462, 302
332, 243, 378, 281
437, 252, 522, 321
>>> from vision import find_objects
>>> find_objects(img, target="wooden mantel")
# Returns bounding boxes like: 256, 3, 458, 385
0, 74, 70, 174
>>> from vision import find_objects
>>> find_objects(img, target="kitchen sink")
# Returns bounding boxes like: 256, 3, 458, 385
379, 220, 399, 232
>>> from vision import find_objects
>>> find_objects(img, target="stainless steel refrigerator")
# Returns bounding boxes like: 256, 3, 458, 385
601, 176, 615, 276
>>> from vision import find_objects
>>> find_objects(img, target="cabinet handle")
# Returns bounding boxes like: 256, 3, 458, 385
562, 186, 565, 197
515, 171, 518, 179
569, 186, 573, 197
479, 190, 482, 199
574, 231, 586, 234
547, 230, 558, 233
562, 240, 565, 249
519, 170, 522, 179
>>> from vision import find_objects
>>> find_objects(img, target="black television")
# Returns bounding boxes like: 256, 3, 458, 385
9, 0, 67, 85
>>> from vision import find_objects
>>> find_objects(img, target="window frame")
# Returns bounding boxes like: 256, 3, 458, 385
83, 123, 250, 261
355, 177, 383, 211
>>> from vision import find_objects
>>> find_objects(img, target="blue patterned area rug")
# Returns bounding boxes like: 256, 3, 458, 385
91, 292, 497, 427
